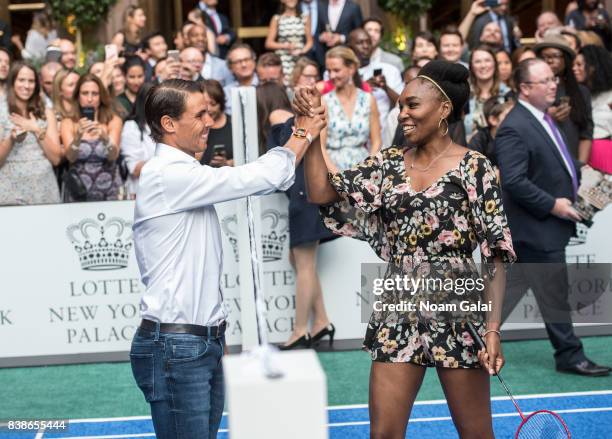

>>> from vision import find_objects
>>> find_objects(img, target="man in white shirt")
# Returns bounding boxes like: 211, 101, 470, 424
130, 79, 325, 438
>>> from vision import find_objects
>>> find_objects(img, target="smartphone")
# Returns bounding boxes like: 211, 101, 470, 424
168, 50, 180, 63
553, 95, 570, 107
14, 129, 27, 143
213, 144, 226, 157
373, 68, 383, 77
81, 107, 95, 121
104, 44, 118, 62
45, 46, 62, 63
484, 0, 500, 7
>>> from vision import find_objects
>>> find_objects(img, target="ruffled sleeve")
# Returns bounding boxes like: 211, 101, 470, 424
463, 151, 516, 274
319, 150, 389, 259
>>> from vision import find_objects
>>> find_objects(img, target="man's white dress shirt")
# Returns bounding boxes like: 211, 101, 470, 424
133, 143, 296, 326
328, 0, 346, 32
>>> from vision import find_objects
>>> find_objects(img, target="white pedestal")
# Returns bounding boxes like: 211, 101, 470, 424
223, 349, 328, 439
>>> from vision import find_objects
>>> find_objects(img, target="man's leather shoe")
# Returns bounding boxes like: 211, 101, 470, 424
557, 360, 610, 377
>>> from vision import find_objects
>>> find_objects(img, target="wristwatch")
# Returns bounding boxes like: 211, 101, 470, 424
293, 127, 313, 145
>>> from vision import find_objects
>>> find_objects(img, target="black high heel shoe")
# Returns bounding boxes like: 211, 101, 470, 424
311, 323, 335, 347
279, 333, 312, 351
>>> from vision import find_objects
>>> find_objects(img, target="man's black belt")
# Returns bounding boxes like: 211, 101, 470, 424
140, 319, 226, 337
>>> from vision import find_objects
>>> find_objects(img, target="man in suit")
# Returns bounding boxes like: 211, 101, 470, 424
466, 0, 519, 53
495, 58, 610, 377
315, 0, 363, 66
197, 0, 235, 59
301, 0, 323, 67
143, 32, 168, 82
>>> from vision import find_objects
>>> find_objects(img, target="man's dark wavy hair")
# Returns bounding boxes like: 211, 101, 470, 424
145, 79, 205, 143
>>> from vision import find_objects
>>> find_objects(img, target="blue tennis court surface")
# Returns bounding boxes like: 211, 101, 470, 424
2, 390, 611, 438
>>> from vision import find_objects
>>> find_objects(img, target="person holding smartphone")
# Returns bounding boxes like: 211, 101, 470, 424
348, 28, 402, 127
61, 73, 123, 202
198, 79, 233, 167
535, 34, 594, 162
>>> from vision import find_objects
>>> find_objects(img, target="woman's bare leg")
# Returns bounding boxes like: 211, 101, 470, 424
436, 367, 494, 438
369, 361, 427, 439
284, 241, 328, 345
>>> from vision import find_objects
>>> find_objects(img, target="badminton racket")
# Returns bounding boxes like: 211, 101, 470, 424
467, 322, 571, 439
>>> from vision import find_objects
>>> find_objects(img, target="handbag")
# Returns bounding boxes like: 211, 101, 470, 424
63, 167, 88, 201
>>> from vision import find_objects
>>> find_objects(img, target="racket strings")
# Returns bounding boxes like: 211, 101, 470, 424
517, 411, 570, 439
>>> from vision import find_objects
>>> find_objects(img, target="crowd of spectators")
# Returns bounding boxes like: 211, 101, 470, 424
0, 0, 611, 347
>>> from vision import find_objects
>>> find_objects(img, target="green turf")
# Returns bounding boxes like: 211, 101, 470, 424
1, 337, 611, 419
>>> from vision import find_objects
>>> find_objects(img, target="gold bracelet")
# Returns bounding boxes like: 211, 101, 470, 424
484, 329, 501, 338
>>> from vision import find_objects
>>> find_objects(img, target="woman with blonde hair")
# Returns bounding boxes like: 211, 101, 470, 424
51, 69, 80, 122
321, 46, 381, 171
111, 5, 147, 55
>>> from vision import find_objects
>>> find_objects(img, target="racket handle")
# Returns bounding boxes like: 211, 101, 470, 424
466, 321, 487, 350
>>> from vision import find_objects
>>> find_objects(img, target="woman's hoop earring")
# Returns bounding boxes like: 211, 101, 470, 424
438, 118, 449, 137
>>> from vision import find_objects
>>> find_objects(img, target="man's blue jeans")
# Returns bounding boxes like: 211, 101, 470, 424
130, 323, 225, 439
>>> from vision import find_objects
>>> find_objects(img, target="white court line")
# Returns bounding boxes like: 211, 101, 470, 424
36, 408, 612, 437
327, 389, 612, 411
52, 389, 612, 425
328, 406, 612, 428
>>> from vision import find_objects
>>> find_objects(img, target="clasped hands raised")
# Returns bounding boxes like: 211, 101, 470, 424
292, 86, 327, 143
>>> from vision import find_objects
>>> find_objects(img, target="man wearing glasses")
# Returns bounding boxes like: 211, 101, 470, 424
495, 58, 610, 377
223, 43, 259, 114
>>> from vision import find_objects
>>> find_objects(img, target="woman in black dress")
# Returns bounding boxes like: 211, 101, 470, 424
257, 81, 337, 350
199, 80, 233, 167
303, 60, 516, 437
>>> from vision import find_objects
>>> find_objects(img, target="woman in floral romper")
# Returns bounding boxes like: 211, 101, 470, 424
302, 60, 516, 438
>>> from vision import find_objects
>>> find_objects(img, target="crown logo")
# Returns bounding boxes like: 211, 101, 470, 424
221, 215, 240, 263
220, 209, 289, 263
261, 209, 288, 262
66, 213, 133, 270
